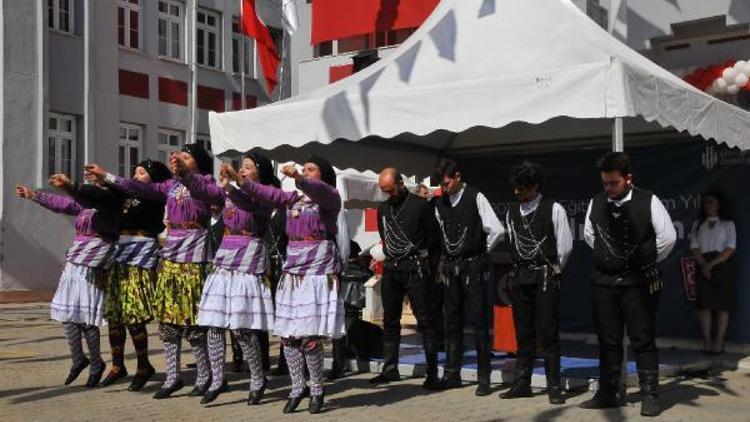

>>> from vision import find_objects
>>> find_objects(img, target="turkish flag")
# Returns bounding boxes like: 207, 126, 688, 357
312, 0, 439, 45
241, 0, 281, 93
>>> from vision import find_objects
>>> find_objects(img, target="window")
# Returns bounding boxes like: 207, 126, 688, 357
338, 34, 371, 54
118, 124, 142, 177
314, 41, 333, 58
157, 129, 184, 164
117, 0, 141, 49
158, 0, 184, 60
375, 28, 416, 48
196, 9, 222, 69
47, 113, 77, 179
196, 136, 212, 154
231, 17, 251, 73
48, 0, 73, 34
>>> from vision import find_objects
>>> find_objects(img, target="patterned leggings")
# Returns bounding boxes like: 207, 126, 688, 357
283, 337, 325, 398
159, 323, 210, 388
206, 328, 266, 392
64, 323, 103, 372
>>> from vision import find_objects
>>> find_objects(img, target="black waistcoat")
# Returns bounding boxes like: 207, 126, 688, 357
589, 188, 657, 286
435, 185, 487, 258
509, 197, 558, 267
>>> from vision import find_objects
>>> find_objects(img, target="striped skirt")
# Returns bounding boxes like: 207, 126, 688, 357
50, 262, 106, 326
197, 268, 275, 330
152, 260, 208, 326
104, 262, 156, 325
273, 273, 345, 339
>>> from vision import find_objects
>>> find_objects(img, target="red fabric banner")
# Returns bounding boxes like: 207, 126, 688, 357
241, 0, 281, 94
312, 0, 439, 45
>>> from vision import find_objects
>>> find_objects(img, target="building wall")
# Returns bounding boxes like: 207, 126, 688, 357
0, 0, 287, 290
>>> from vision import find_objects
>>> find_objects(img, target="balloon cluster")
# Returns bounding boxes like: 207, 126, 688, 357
683, 59, 750, 97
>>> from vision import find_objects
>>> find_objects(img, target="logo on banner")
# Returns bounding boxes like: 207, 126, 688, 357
702, 145, 719, 170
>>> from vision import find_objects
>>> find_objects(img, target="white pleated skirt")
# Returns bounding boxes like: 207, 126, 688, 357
50, 262, 106, 326
273, 273, 345, 339
197, 267, 275, 330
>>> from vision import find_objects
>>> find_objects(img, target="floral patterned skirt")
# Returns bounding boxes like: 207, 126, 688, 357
152, 260, 209, 326
104, 262, 156, 325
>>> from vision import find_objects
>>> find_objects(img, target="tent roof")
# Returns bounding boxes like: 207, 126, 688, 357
210, 0, 750, 173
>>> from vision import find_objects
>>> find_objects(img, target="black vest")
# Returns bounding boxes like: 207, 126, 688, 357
435, 185, 487, 258
589, 188, 657, 286
508, 197, 558, 267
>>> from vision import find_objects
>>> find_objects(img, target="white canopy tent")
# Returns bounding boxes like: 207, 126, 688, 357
209, 0, 750, 174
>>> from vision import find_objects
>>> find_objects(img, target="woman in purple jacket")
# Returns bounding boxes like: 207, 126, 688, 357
85, 144, 217, 399
16, 174, 123, 388
181, 152, 277, 405
225, 155, 345, 414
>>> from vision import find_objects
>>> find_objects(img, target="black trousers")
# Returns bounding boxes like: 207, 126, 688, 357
592, 283, 659, 392
443, 257, 491, 383
511, 278, 560, 384
381, 264, 439, 373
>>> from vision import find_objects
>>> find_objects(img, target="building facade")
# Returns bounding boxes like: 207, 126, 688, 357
0, 0, 290, 290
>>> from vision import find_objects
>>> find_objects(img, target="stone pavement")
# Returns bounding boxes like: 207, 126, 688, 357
2, 303, 750, 422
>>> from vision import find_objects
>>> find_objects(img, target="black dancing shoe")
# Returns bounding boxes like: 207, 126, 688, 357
85, 365, 106, 388
98, 368, 128, 388
64, 358, 90, 386
369, 370, 400, 385
640, 394, 661, 417
283, 396, 304, 414
547, 386, 565, 405
153, 379, 185, 399
422, 375, 442, 391
309, 393, 325, 414
188, 382, 211, 397
436, 376, 462, 390
247, 378, 267, 406
579, 391, 619, 409
499, 381, 533, 399
475, 381, 492, 397
127, 366, 156, 392
200, 381, 228, 404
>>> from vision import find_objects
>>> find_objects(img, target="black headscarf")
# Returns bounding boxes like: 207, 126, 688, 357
183, 144, 213, 175
305, 154, 336, 187
244, 151, 279, 187
137, 159, 172, 183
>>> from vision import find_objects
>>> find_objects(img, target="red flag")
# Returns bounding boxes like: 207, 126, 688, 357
312, 0, 439, 45
241, 0, 281, 94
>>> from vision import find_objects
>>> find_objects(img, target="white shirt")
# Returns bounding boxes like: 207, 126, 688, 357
505, 195, 574, 268
689, 217, 736, 254
583, 189, 677, 263
336, 208, 350, 272
434, 184, 505, 252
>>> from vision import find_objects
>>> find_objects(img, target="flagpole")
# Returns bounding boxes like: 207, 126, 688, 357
277, 29, 286, 101
189, 0, 197, 145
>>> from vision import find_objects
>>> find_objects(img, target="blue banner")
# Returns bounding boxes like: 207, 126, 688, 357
460, 141, 750, 343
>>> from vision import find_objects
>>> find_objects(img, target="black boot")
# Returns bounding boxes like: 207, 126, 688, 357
99, 368, 128, 388
283, 396, 304, 414
200, 381, 228, 404
436, 339, 463, 390
545, 356, 564, 405
188, 379, 211, 397
474, 336, 492, 396
639, 370, 661, 417
64, 357, 90, 385
85, 364, 106, 388
309, 391, 325, 414
327, 336, 349, 381
500, 359, 533, 399
247, 378, 267, 406
128, 366, 155, 392
423, 336, 441, 390
370, 341, 401, 384
153, 378, 185, 399
581, 360, 622, 409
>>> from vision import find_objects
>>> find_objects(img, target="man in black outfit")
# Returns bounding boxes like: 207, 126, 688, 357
580, 152, 676, 417
369, 168, 442, 390
500, 161, 573, 405
433, 160, 504, 396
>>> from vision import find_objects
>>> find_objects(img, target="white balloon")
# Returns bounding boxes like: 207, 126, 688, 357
743, 62, 750, 75
733, 60, 746, 70
716, 78, 728, 90
735, 73, 749, 87
723, 67, 737, 80
727, 84, 740, 95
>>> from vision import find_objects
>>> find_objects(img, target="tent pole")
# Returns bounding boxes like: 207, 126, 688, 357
613, 117, 624, 152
